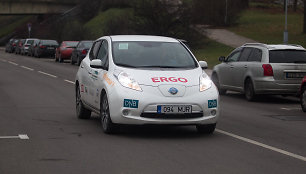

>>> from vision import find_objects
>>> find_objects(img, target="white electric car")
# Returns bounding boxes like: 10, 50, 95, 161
75, 35, 219, 134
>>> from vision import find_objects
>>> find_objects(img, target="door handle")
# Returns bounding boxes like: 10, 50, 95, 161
80, 65, 84, 68
244, 65, 248, 68
88, 71, 92, 75
230, 66, 234, 68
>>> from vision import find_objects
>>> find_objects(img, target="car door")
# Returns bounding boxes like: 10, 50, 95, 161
233, 47, 253, 90
219, 50, 242, 89
90, 39, 109, 109
81, 40, 102, 106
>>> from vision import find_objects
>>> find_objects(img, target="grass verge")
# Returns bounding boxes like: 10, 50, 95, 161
229, 7, 306, 47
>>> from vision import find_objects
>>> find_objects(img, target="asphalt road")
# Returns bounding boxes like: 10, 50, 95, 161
0, 51, 306, 174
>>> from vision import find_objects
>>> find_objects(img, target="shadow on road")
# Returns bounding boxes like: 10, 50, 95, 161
223, 92, 300, 104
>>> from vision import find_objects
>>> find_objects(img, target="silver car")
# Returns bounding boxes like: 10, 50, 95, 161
212, 43, 306, 101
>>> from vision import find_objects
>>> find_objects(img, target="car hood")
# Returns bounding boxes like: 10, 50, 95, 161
114, 67, 204, 87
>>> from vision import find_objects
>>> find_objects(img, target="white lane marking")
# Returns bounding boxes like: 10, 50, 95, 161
0, 134, 29, 140
20, 66, 34, 71
8, 61, 18, 66
281, 107, 301, 111
38, 71, 57, 78
216, 129, 306, 162
64, 80, 75, 84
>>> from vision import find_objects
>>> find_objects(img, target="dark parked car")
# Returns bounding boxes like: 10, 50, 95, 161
27, 39, 40, 57
15, 39, 25, 54
34, 40, 59, 58
55, 41, 79, 63
21, 38, 38, 55
301, 76, 306, 112
5, 39, 14, 53
5, 39, 19, 53
70, 40, 93, 65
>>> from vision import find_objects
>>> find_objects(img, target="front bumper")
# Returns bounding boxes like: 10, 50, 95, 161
108, 84, 220, 125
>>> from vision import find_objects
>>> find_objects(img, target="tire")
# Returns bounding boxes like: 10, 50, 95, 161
211, 73, 226, 95
100, 94, 117, 134
244, 79, 256, 101
71, 56, 75, 65
59, 54, 63, 63
196, 123, 216, 134
76, 85, 91, 119
301, 87, 306, 112
77, 56, 81, 66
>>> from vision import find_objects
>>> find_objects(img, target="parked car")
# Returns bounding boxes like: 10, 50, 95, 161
5, 39, 14, 53
212, 43, 306, 101
300, 76, 306, 112
71, 40, 93, 65
21, 38, 38, 55
27, 39, 40, 57
34, 40, 59, 58
55, 41, 79, 62
15, 39, 25, 54
75, 35, 219, 134
6, 39, 19, 53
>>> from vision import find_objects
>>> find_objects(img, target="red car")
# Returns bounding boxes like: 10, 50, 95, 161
55, 41, 79, 62
301, 76, 306, 112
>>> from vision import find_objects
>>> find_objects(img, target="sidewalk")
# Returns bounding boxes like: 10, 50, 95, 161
194, 25, 258, 48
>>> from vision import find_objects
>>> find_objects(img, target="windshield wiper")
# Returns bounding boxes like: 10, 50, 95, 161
138, 65, 184, 68
293, 61, 306, 63
115, 63, 138, 68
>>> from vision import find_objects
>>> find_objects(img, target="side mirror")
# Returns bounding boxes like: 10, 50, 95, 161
219, 56, 226, 62
90, 59, 103, 69
199, 61, 208, 69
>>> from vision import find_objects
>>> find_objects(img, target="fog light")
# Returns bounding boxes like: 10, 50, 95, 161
210, 109, 217, 116
122, 109, 130, 116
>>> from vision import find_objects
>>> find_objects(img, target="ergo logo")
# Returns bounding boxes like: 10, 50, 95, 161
151, 77, 188, 83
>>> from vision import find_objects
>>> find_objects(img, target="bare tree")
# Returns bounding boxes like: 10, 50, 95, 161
293, 0, 298, 11
303, 0, 306, 33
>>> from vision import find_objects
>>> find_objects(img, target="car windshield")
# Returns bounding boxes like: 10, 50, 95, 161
65, 42, 79, 47
269, 49, 306, 63
26, 40, 34, 45
42, 40, 58, 45
112, 41, 197, 68
83, 41, 93, 48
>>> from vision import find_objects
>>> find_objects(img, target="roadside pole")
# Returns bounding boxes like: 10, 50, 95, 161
284, 0, 288, 44
27, 23, 32, 38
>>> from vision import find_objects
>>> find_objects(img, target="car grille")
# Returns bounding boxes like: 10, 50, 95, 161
140, 113, 203, 119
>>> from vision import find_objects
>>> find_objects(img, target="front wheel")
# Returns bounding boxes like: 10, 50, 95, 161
301, 88, 306, 112
100, 94, 117, 134
76, 85, 91, 119
211, 74, 226, 95
196, 123, 216, 134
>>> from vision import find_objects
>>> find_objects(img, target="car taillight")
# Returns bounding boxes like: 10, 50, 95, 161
262, 64, 273, 76
81, 49, 87, 55
13, 43, 16, 46
40, 45, 46, 48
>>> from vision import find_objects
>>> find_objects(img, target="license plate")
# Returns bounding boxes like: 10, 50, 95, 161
157, 105, 192, 114
286, 72, 306, 78
47, 47, 54, 50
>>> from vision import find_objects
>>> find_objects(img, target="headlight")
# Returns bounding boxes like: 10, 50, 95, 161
116, 72, 142, 91
199, 73, 212, 92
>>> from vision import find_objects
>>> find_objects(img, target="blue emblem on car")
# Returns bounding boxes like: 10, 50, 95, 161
168, 87, 178, 95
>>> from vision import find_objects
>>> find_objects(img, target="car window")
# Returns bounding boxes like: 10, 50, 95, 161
66, 42, 79, 47
96, 40, 109, 69
269, 50, 306, 63
248, 48, 262, 62
112, 41, 198, 68
239, 48, 252, 62
227, 51, 241, 62
89, 41, 102, 60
